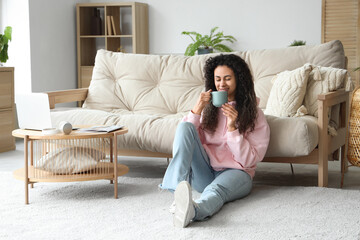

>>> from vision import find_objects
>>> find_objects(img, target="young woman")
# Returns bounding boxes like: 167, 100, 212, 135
159, 54, 270, 228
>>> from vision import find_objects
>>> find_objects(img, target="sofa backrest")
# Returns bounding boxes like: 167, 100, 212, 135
242, 40, 345, 108
83, 40, 345, 112
83, 51, 212, 114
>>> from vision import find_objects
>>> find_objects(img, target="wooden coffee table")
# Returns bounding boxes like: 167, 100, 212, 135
12, 127, 129, 204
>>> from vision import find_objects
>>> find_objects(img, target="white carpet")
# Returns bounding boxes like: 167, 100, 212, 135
1, 172, 360, 240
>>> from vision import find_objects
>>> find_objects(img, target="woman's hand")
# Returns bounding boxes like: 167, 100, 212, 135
192, 90, 212, 115
222, 103, 238, 132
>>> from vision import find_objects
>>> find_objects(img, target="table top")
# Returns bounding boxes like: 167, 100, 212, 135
12, 126, 128, 140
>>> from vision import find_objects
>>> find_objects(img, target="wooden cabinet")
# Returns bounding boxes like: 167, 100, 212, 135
76, 2, 149, 89
0, 67, 15, 152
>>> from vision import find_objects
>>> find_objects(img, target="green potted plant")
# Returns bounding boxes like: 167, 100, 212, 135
0, 26, 12, 66
181, 27, 237, 56
289, 40, 306, 47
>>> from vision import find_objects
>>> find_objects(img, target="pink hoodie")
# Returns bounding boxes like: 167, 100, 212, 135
182, 99, 270, 178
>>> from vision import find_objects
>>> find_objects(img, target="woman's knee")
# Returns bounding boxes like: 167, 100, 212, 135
177, 122, 196, 131
175, 122, 196, 138
213, 169, 253, 201
230, 172, 252, 200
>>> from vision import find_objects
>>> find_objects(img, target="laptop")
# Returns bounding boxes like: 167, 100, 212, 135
16, 93, 53, 130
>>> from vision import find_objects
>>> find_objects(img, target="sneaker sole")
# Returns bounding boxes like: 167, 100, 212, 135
173, 181, 192, 228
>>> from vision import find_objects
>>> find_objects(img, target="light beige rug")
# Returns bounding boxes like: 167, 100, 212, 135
1, 172, 360, 240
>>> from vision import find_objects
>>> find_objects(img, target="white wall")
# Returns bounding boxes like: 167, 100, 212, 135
29, 0, 87, 93
140, 0, 322, 53
0, 0, 2, 30
1, 0, 32, 97
27, 0, 321, 92
87, 0, 322, 53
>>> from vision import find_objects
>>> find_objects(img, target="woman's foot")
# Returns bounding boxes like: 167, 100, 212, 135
173, 181, 195, 228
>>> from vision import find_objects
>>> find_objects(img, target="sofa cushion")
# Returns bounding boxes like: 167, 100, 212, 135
51, 108, 185, 154
264, 114, 318, 157
51, 108, 318, 158
264, 64, 312, 117
241, 40, 345, 109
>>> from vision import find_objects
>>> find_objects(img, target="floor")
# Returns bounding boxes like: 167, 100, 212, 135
1, 140, 360, 189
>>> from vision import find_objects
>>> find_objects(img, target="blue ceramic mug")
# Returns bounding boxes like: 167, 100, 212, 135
211, 91, 228, 107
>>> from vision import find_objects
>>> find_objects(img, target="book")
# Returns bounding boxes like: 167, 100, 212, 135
106, 16, 112, 35
79, 125, 124, 133
110, 16, 116, 35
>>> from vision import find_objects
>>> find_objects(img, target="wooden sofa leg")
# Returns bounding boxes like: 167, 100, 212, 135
318, 144, 328, 187
318, 151, 328, 187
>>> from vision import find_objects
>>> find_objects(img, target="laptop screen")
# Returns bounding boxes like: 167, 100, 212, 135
16, 93, 53, 130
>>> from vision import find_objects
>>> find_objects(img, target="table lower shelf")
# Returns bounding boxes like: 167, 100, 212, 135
13, 162, 129, 183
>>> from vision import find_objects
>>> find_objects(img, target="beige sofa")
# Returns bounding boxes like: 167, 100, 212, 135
47, 40, 352, 187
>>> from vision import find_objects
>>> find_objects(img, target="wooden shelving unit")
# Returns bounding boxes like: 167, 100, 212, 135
0, 67, 15, 152
76, 2, 149, 89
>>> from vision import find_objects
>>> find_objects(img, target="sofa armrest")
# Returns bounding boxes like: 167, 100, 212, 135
317, 88, 350, 186
317, 88, 348, 105
317, 88, 349, 135
45, 88, 88, 109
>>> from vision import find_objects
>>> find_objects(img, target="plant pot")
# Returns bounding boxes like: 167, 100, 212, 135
197, 48, 213, 55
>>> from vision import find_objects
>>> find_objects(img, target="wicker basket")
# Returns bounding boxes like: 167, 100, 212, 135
347, 87, 360, 167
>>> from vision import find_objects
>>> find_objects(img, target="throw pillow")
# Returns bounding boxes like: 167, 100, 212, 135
264, 64, 312, 117
36, 147, 106, 174
304, 65, 352, 117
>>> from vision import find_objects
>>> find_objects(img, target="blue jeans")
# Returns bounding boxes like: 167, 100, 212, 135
160, 122, 253, 221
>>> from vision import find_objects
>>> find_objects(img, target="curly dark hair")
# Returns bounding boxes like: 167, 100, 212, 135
201, 54, 258, 134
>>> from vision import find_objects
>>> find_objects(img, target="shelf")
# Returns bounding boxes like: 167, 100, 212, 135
80, 35, 106, 38
107, 35, 132, 38
77, 2, 148, 88
13, 163, 129, 183
0, 68, 15, 153
79, 35, 133, 38
80, 38, 105, 66
79, 7, 105, 36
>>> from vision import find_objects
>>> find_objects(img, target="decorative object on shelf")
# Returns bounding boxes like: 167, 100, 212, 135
181, 27, 236, 56
0, 26, 12, 66
106, 15, 112, 35
106, 15, 120, 36
110, 16, 117, 35
289, 40, 306, 47
117, 46, 125, 53
91, 9, 102, 35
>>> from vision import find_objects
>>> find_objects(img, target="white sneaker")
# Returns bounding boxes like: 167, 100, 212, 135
169, 200, 176, 214
173, 181, 196, 228
170, 189, 199, 214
